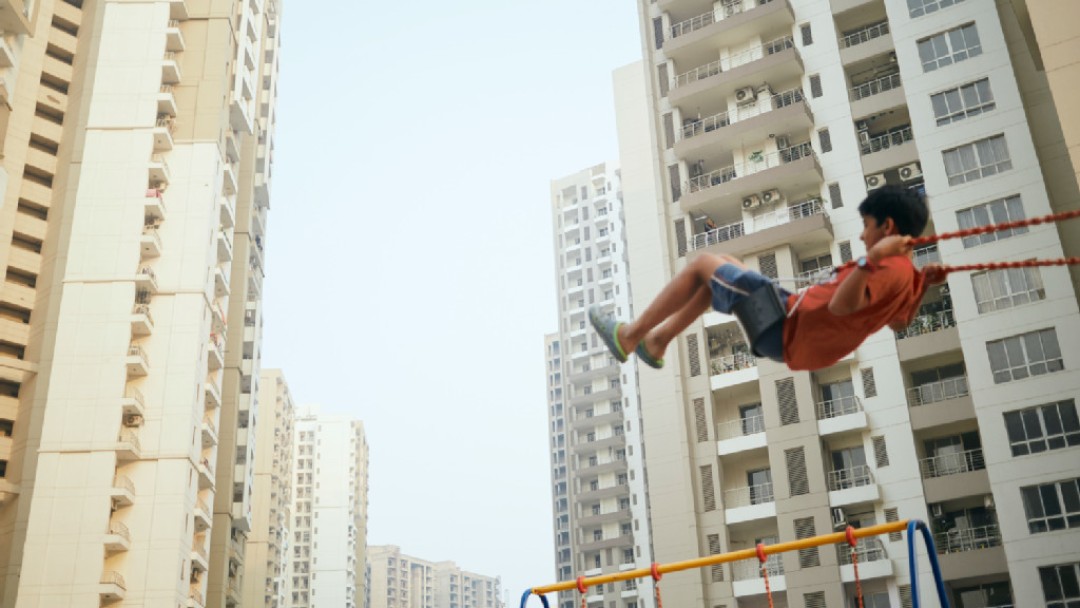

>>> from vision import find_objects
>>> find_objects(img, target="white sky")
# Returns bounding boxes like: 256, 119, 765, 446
261, 1, 642, 602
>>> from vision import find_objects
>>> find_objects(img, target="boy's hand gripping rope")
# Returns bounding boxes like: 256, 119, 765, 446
847, 526, 864, 608
756, 543, 774, 608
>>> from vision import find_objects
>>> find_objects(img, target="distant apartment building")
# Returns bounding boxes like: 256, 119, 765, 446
368, 545, 503, 608
291, 406, 370, 608
242, 369, 295, 607
615, 0, 1080, 606
0, 0, 281, 605
545, 163, 655, 608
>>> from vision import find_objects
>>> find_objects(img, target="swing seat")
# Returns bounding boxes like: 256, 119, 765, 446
732, 285, 786, 358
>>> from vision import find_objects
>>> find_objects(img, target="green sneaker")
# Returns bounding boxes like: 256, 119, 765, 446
588, 306, 628, 363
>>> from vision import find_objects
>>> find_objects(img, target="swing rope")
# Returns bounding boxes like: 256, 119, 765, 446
576, 577, 587, 608
756, 543, 775, 608
650, 563, 663, 608
846, 526, 865, 608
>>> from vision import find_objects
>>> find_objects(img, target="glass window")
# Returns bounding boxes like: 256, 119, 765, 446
971, 266, 1045, 313
956, 195, 1027, 248
931, 78, 995, 126
943, 135, 1012, 186
1040, 562, 1080, 607
907, 0, 966, 18
1021, 478, 1080, 533
1004, 400, 1080, 456
986, 328, 1064, 383
739, 403, 764, 435
918, 23, 982, 72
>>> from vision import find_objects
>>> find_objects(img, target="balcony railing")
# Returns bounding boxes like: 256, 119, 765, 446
689, 198, 825, 252
933, 524, 1002, 554
203, 416, 217, 437
816, 395, 862, 420
195, 542, 209, 561
113, 475, 134, 495
118, 429, 141, 453
733, 554, 784, 580
138, 265, 158, 286
710, 352, 756, 375
132, 303, 154, 326
682, 87, 804, 139
674, 36, 794, 88
190, 588, 205, 607
670, 0, 774, 39
688, 142, 813, 194
908, 376, 969, 406
724, 482, 774, 507
128, 344, 149, 365
896, 309, 955, 339
101, 571, 127, 589
716, 414, 765, 440
827, 464, 873, 491
861, 126, 914, 155
796, 266, 834, 288
838, 538, 886, 565
109, 521, 131, 542
839, 20, 890, 49
196, 497, 210, 514
919, 448, 985, 478
913, 244, 940, 269
851, 72, 902, 101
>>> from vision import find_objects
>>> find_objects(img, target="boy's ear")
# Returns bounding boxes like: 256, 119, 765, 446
883, 217, 898, 235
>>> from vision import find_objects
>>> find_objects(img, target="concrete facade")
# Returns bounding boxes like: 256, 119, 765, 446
368, 546, 503, 608
621, 0, 1080, 606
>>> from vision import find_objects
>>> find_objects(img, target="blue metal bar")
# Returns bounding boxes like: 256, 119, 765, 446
520, 589, 550, 608
907, 519, 951, 607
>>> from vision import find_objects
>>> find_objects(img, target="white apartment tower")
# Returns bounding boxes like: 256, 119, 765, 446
241, 369, 295, 608
291, 406, 370, 608
546, 164, 655, 608
617, 0, 1080, 606
367, 545, 503, 608
0, 0, 281, 605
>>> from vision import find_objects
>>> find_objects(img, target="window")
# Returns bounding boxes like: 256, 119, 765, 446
956, 195, 1027, 247
943, 135, 1012, 186
972, 266, 1044, 313
987, 328, 1064, 383
809, 74, 822, 98
801, 23, 813, 46
1040, 562, 1080, 607
909, 0, 968, 16
1004, 400, 1080, 456
740, 403, 764, 435
818, 128, 832, 153
931, 78, 995, 126
1022, 478, 1080, 533
918, 23, 982, 72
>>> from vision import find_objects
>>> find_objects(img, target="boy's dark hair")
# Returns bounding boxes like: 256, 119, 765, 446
857, 185, 929, 237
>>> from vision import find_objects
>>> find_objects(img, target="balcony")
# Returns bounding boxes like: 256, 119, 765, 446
110, 475, 135, 508
126, 344, 150, 377
921, 448, 984, 480
716, 415, 767, 456
896, 309, 959, 359
579, 534, 633, 552
99, 571, 127, 602
222, 162, 238, 196
191, 542, 209, 571
816, 396, 868, 436
675, 87, 812, 160
838, 538, 892, 582
723, 482, 776, 523
670, 36, 801, 110
162, 52, 182, 84
690, 197, 831, 258
907, 376, 974, 430
681, 144, 821, 215
935, 525, 1002, 555
827, 465, 879, 507
169, 0, 189, 19
198, 458, 215, 489
217, 230, 233, 263
575, 482, 629, 502
207, 337, 224, 370
116, 429, 141, 461
194, 497, 212, 531
131, 303, 154, 336
141, 225, 163, 258
214, 267, 230, 298
577, 509, 631, 527
148, 154, 171, 187
860, 126, 917, 175
934, 525, 1008, 580
201, 416, 218, 447
850, 72, 904, 119
838, 21, 893, 65
732, 556, 785, 597
920, 448, 989, 502
157, 84, 178, 116
189, 587, 206, 608
665, 0, 796, 61
121, 386, 146, 418
205, 379, 222, 409
105, 521, 131, 552
153, 116, 175, 152
145, 189, 166, 221
708, 352, 758, 389
166, 19, 186, 52
571, 410, 622, 430
220, 197, 236, 229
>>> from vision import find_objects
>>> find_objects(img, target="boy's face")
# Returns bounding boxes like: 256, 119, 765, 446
860, 215, 893, 249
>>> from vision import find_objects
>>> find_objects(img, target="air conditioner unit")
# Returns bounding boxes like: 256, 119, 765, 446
735, 86, 757, 104
858, 130, 871, 146
742, 194, 762, 209
775, 135, 790, 149
899, 162, 923, 181
855, 120, 869, 132
930, 503, 944, 518
124, 414, 144, 428
756, 84, 773, 98
865, 173, 886, 190
831, 507, 846, 528
762, 189, 784, 205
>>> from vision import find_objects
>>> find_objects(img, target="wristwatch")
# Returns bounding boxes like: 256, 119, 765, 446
856, 256, 876, 272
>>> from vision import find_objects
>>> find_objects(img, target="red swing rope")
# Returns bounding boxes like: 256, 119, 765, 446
846, 526, 865, 608
650, 563, 663, 608
756, 543, 775, 608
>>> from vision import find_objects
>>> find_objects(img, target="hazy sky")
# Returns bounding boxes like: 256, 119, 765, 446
261, 0, 642, 602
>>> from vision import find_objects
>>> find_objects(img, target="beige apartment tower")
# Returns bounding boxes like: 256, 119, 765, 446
618, 0, 1080, 606
368, 545, 503, 608
240, 369, 295, 608
0, 0, 282, 605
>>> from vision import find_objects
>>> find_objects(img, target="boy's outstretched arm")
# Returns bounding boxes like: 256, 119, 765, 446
828, 235, 913, 316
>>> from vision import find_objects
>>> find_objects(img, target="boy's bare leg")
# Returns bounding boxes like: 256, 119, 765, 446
640, 285, 713, 358
618, 253, 744, 353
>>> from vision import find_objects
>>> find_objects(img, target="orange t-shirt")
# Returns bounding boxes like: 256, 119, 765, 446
783, 257, 926, 371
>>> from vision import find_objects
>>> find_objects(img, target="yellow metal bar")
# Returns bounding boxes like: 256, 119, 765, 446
531, 519, 909, 595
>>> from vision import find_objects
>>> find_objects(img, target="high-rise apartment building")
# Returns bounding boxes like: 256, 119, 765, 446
0, 0, 281, 605
242, 369, 295, 608
545, 164, 655, 608
618, 0, 1080, 606
291, 406, 370, 608
367, 545, 503, 608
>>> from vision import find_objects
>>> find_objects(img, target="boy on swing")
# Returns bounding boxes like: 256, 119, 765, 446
591, 186, 948, 372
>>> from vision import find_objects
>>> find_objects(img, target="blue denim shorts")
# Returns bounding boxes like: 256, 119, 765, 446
710, 264, 790, 362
